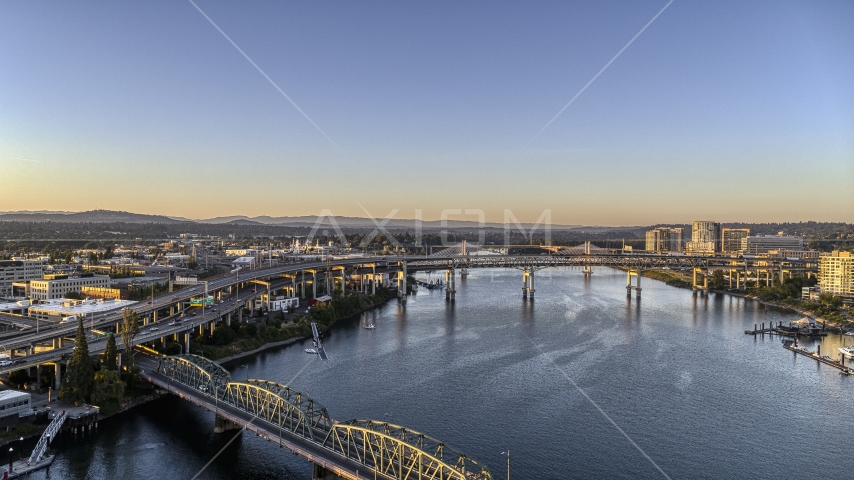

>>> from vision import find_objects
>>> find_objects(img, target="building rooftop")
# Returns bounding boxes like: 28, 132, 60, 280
29, 298, 136, 315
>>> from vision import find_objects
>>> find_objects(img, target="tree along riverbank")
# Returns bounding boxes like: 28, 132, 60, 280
185, 286, 399, 362
634, 268, 852, 328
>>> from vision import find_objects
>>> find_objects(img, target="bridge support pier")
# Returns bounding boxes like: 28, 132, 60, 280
312, 464, 346, 480
445, 269, 456, 301
529, 269, 535, 299
626, 270, 641, 297
582, 265, 592, 276
522, 268, 529, 298
214, 414, 241, 434
54, 362, 62, 391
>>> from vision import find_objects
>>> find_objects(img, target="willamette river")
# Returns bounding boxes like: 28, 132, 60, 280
25, 267, 854, 479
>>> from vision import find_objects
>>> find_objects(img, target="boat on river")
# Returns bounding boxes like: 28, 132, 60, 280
364, 324, 376, 330
838, 346, 854, 359
305, 348, 318, 354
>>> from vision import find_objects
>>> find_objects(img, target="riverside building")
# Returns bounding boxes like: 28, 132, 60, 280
645, 227, 683, 253
686, 221, 721, 255
721, 228, 750, 254
741, 235, 804, 254
819, 251, 854, 302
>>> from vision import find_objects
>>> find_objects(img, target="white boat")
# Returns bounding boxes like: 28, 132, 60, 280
364, 324, 376, 330
844, 332, 854, 336
304, 348, 318, 354
838, 346, 854, 359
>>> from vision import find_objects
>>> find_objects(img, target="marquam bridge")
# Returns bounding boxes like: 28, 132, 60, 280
0, 243, 820, 478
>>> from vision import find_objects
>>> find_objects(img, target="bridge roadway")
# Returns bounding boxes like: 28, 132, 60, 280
137, 355, 386, 480
1, 253, 816, 351
137, 353, 492, 480
0, 279, 288, 376
0, 253, 816, 376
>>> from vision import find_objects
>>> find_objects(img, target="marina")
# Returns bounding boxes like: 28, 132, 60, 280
782, 340, 853, 375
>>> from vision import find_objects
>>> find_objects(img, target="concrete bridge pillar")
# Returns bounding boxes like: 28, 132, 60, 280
529, 269, 535, 299
402, 263, 407, 303
184, 331, 190, 354
227, 313, 232, 327
582, 265, 592, 276
371, 265, 376, 295
54, 362, 62, 391
312, 272, 317, 298
36, 365, 42, 392
522, 268, 529, 298
214, 414, 241, 434
626, 270, 642, 297
312, 464, 346, 479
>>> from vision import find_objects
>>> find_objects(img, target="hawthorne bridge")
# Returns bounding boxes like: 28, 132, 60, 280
138, 353, 490, 480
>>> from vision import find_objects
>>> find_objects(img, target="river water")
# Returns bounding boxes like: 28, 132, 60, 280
25, 267, 854, 479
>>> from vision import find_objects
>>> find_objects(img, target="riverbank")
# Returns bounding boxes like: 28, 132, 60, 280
634, 268, 851, 328
0, 390, 166, 450
199, 290, 399, 363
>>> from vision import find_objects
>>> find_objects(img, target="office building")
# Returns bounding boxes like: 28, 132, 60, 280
645, 227, 683, 253
686, 221, 721, 255
721, 228, 750, 254
0, 258, 44, 298
29, 273, 110, 300
741, 235, 804, 254
819, 251, 854, 300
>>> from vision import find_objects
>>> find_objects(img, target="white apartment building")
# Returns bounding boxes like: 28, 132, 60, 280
29, 274, 111, 300
0, 258, 44, 298
819, 251, 854, 299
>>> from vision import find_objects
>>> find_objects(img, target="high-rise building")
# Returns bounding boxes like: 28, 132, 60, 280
0, 258, 45, 298
819, 251, 854, 300
741, 235, 804, 254
721, 228, 750, 254
645, 227, 683, 253
686, 221, 721, 255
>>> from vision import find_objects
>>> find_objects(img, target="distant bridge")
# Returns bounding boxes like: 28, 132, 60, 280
142, 354, 491, 480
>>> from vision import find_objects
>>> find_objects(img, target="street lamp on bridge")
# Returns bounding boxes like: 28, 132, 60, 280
501, 450, 510, 480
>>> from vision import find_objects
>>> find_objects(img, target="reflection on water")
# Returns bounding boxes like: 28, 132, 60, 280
28, 267, 854, 479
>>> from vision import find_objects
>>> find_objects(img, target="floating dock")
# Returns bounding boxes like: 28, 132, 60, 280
782, 340, 853, 375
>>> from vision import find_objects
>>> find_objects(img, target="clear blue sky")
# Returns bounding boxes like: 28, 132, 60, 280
1, 1, 852, 225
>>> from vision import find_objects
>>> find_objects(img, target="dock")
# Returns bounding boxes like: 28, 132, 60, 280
782, 340, 854, 375
7, 454, 55, 478
745, 321, 828, 337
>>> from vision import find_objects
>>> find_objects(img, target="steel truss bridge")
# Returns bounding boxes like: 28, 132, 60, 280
151, 354, 491, 480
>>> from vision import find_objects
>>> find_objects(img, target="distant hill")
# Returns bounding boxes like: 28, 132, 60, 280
0, 209, 186, 224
